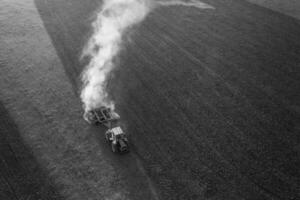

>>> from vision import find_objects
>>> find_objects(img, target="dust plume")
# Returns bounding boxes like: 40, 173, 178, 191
80, 0, 152, 113
80, 0, 214, 115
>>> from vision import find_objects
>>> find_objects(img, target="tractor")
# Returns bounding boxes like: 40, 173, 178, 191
85, 106, 129, 153
105, 126, 129, 153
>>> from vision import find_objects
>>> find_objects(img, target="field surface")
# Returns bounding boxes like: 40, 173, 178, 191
247, 0, 300, 20
0, 0, 299, 199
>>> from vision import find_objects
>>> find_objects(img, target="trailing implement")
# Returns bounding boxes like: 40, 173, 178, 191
85, 107, 129, 153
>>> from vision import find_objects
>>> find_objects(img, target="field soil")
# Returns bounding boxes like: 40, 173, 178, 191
1, 0, 300, 199
247, 0, 300, 20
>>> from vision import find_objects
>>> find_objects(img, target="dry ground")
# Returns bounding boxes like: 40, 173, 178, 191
1, 0, 300, 200
0, 0, 157, 199
247, 0, 300, 20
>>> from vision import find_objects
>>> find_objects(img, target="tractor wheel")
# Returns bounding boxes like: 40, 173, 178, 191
111, 143, 116, 153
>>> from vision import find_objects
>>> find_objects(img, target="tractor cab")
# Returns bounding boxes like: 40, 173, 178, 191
105, 127, 129, 153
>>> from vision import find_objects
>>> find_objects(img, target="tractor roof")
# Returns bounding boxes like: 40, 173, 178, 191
111, 127, 124, 135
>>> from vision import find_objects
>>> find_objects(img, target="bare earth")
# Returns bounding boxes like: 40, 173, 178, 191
0, 0, 300, 200
247, 0, 300, 20
0, 0, 157, 200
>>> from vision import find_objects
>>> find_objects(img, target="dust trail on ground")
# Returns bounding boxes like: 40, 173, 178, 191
80, 0, 214, 118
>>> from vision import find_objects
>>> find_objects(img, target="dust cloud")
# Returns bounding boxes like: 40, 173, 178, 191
80, 0, 214, 116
